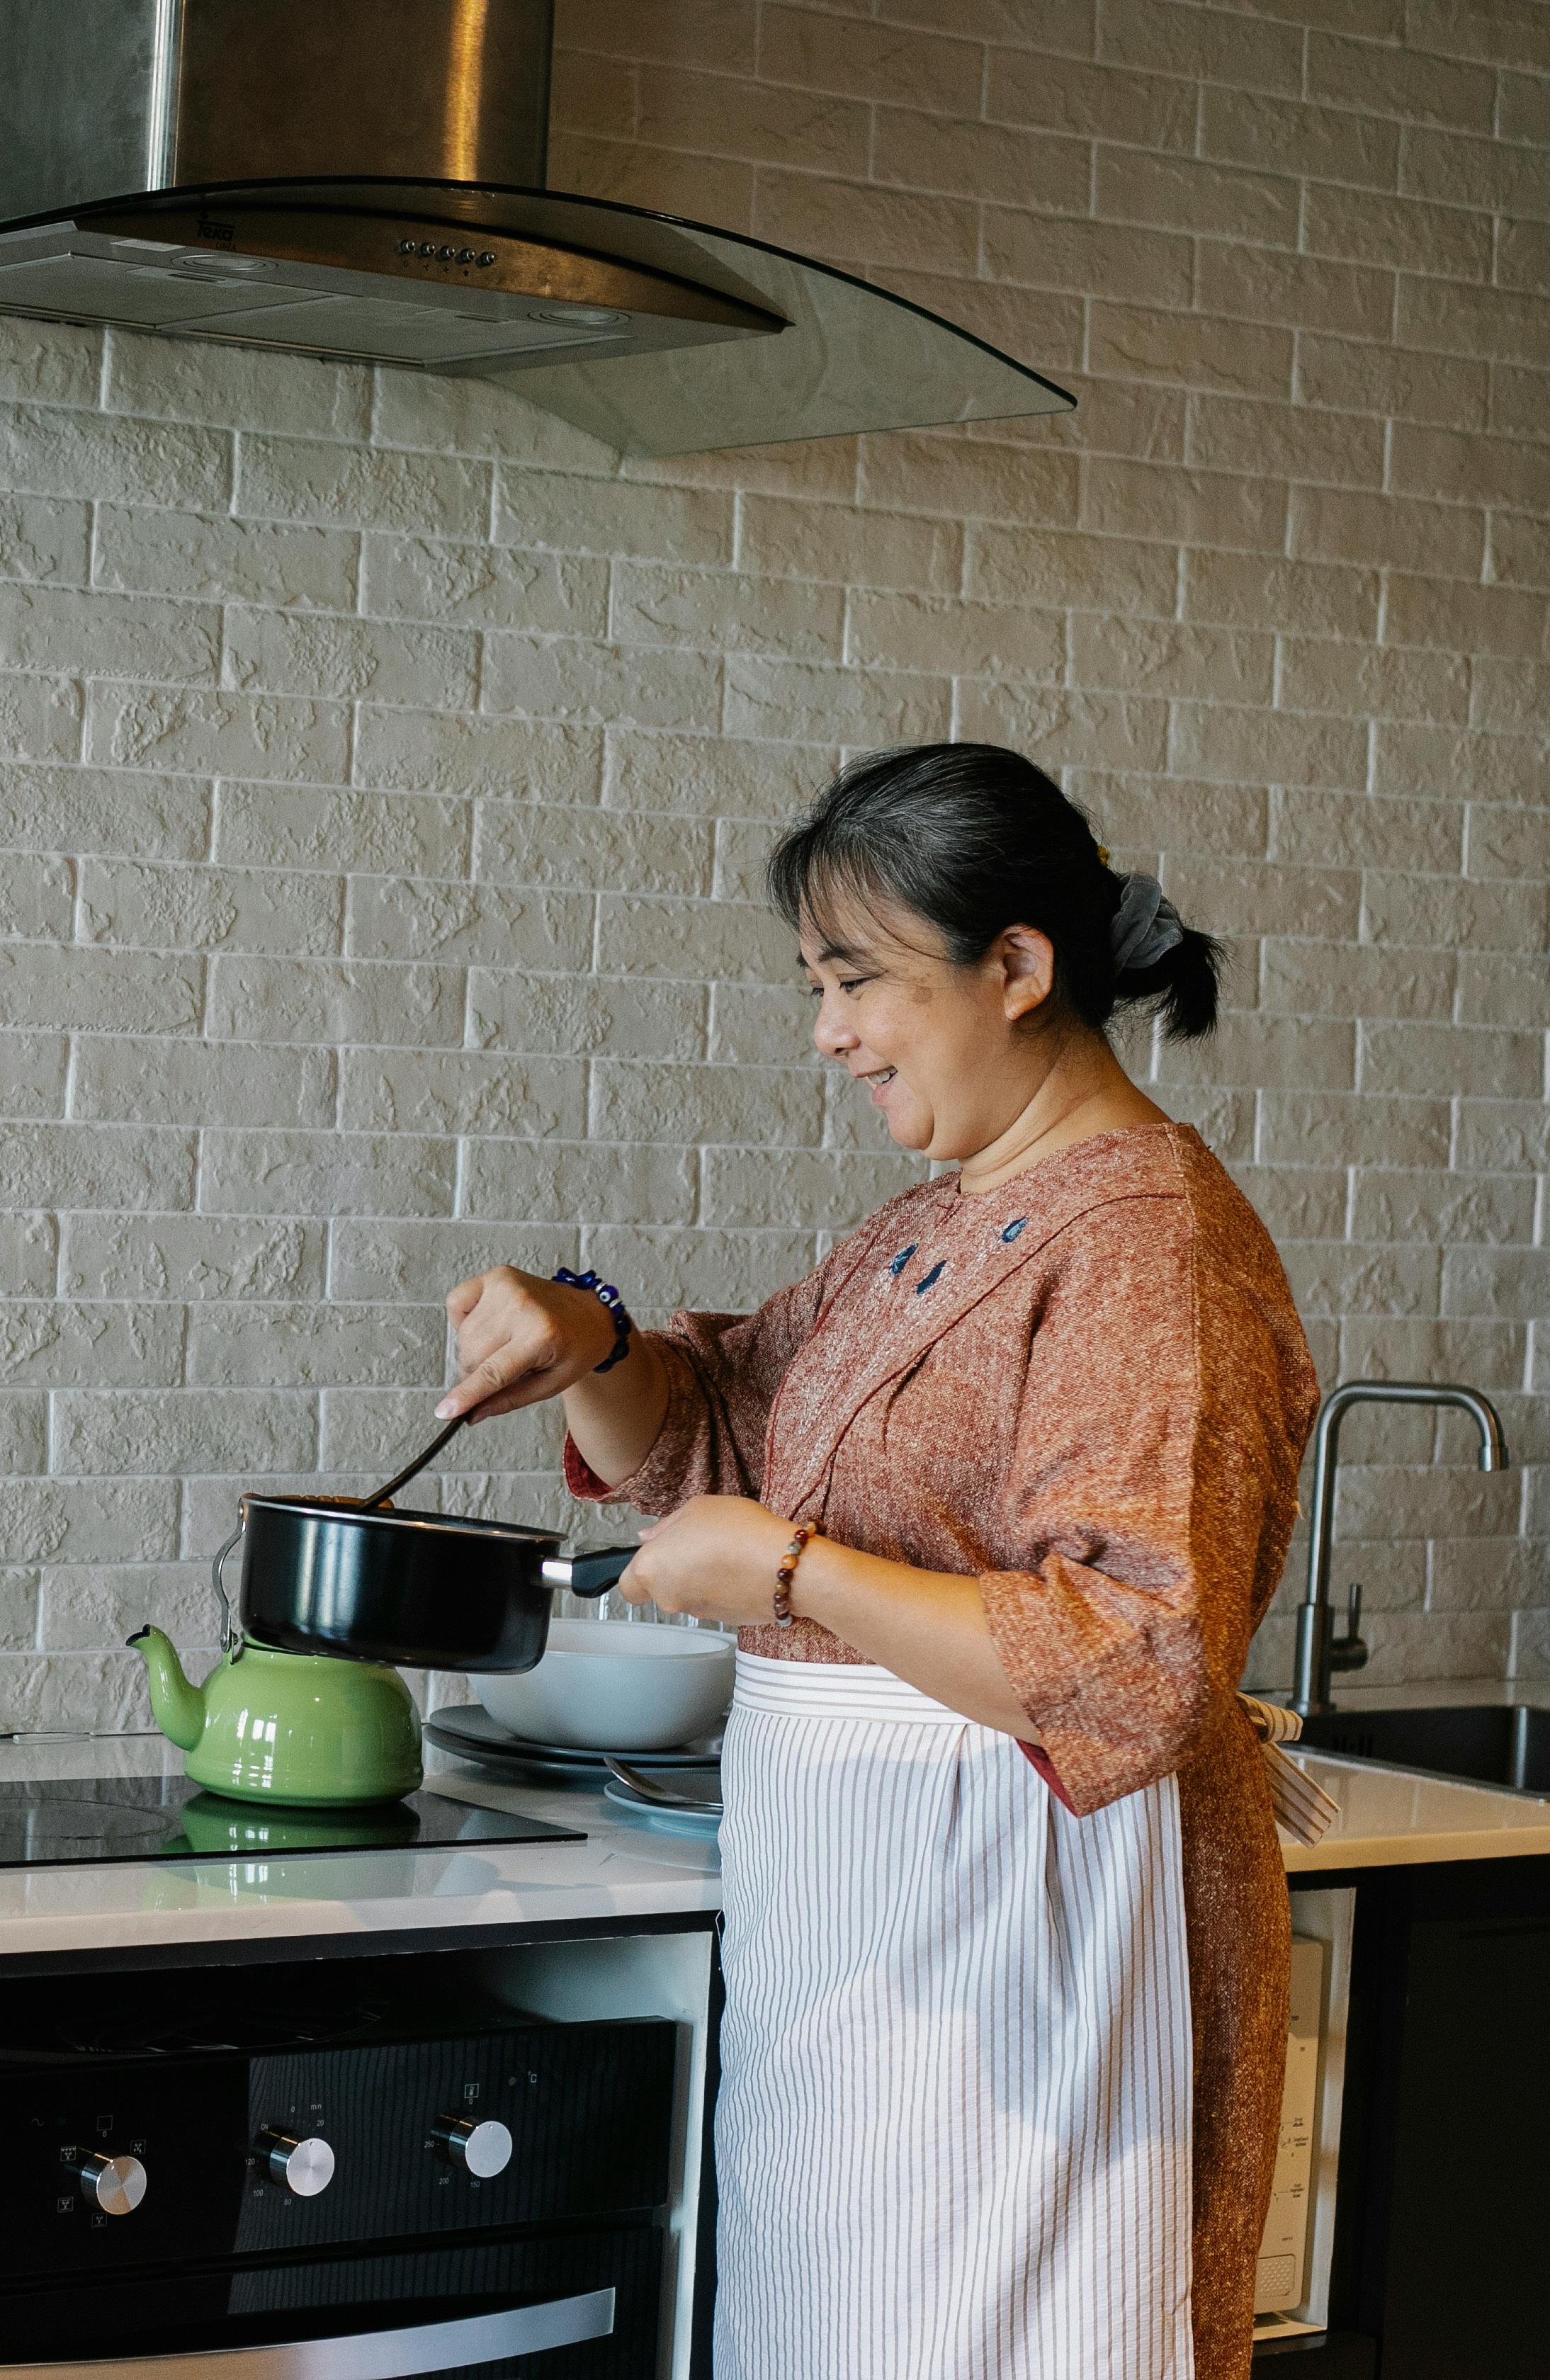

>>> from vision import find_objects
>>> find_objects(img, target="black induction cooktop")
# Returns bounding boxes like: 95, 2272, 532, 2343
0, 1776, 584, 1869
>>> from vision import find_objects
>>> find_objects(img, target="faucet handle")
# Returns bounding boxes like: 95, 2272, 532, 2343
1329, 1578, 1369, 1675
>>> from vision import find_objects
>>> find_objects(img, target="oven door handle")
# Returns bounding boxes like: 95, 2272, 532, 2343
0, 2287, 616, 2380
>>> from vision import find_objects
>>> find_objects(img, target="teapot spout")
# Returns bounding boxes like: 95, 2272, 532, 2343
127, 1625, 205, 1751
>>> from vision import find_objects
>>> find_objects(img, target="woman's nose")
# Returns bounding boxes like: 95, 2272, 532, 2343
813, 995, 857, 1058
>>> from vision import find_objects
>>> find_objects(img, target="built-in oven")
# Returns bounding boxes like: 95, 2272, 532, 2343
0, 1959, 679, 2378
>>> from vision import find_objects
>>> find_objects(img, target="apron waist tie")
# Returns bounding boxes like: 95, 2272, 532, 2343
733, 1650, 975, 1724
1239, 1694, 1340, 1846
736, 1656, 1339, 1846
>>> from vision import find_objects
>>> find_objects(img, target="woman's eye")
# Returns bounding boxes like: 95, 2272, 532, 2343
839, 977, 870, 995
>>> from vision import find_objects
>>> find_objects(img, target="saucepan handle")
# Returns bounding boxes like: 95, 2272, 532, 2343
540, 1546, 638, 1600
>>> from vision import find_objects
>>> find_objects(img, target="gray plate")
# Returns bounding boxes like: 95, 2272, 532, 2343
603, 1779, 722, 1836
426, 1704, 722, 1776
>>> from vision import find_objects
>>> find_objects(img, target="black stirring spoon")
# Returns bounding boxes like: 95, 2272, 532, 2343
361, 1412, 470, 1510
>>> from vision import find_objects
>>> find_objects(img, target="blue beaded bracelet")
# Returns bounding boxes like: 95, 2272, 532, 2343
552, 1267, 634, 1374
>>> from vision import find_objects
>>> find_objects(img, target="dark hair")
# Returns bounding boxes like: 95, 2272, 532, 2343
766, 742, 1221, 1043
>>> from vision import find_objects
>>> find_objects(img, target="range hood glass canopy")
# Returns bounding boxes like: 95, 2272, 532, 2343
0, 0, 1073, 455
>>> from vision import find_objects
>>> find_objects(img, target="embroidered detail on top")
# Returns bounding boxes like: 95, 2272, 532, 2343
888, 1244, 917, 1277
1001, 1217, 1028, 1242
914, 1260, 946, 1295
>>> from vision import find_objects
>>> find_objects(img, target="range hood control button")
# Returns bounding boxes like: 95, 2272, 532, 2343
477, 253, 496, 267
432, 2114, 512, 2178
458, 249, 476, 264
70, 2150, 147, 2216
257, 2129, 335, 2197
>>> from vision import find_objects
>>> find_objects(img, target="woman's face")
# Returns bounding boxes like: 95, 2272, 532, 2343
800, 897, 1056, 1162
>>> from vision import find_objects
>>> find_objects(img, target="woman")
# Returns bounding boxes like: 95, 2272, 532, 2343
437, 744, 1318, 2380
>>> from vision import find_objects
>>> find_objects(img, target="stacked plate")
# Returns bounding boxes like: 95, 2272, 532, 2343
601, 1756, 723, 1837
426, 1704, 718, 1776
426, 1705, 723, 1835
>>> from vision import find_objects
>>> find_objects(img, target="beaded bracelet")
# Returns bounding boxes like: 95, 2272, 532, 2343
552, 1267, 634, 1375
773, 1520, 824, 1629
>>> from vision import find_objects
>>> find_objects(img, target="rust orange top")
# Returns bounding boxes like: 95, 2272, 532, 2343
568, 1123, 1314, 1805
566, 1121, 1319, 2379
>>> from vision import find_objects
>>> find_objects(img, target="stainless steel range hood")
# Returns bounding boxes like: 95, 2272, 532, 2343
0, 0, 1073, 455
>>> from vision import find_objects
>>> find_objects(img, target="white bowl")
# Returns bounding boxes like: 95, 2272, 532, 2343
475, 1619, 735, 1752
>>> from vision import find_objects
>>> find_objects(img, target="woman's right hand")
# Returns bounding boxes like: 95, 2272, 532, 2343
436, 1266, 618, 1424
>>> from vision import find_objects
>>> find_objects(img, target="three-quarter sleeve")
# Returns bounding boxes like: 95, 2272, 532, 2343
978, 1194, 1306, 1818
564, 1217, 886, 1517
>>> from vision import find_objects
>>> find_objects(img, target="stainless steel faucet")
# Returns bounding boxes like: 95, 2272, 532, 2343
1289, 1381, 1510, 1719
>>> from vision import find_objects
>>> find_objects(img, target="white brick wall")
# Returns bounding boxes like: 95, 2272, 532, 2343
1, 0, 1546, 1730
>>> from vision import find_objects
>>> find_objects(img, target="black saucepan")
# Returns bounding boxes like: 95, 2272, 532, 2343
212, 1414, 637, 1672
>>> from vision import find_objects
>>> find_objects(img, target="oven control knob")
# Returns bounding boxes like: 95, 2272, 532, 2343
256, 2129, 335, 2197
71, 2151, 147, 2216
431, 2114, 512, 2179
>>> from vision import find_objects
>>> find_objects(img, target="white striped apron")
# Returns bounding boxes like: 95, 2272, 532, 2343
713, 1653, 1195, 2380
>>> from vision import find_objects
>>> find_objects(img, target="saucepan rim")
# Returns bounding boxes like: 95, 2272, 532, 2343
239, 1492, 562, 1550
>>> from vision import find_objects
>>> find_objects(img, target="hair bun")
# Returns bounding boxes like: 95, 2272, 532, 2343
1109, 874, 1184, 975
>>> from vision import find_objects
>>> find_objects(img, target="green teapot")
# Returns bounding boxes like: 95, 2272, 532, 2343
127, 1629, 423, 1807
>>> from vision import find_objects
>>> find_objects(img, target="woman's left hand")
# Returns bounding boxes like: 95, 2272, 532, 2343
618, 1494, 796, 1628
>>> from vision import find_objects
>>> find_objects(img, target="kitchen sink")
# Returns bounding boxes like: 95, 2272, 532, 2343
1297, 1704, 1550, 1797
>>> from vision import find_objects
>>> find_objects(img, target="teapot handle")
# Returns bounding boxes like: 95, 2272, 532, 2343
210, 1512, 246, 1653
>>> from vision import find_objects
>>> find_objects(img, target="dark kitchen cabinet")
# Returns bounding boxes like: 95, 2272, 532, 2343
1288, 1855, 1550, 2379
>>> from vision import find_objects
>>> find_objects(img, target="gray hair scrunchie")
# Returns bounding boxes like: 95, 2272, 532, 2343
1110, 872, 1185, 975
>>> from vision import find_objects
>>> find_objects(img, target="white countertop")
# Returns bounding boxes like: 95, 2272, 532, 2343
2, 1695, 1548, 1959
1282, 1748, 1550, 1874
1271, 1674, 1550, 1873
0, 1731, 720, 1965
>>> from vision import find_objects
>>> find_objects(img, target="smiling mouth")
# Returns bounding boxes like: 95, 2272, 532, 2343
860, 1067, 897, 1093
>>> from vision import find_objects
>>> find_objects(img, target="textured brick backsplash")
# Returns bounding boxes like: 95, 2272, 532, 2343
1, 0, 1547, 1733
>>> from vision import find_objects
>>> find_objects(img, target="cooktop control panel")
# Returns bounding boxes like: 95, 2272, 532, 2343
1, 2015, 677, 2277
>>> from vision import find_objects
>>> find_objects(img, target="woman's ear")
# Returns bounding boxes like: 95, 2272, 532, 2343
995, 925, 1055, 1022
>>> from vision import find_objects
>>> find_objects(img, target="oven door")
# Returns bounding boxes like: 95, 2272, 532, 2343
0, 2226, 662, 2380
